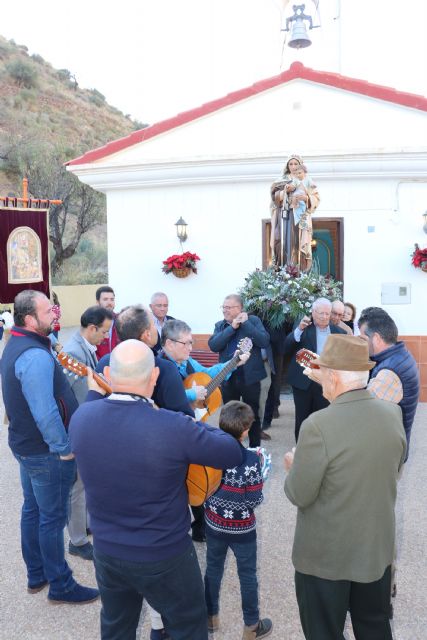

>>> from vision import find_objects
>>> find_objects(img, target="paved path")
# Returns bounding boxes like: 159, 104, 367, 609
1, 334, 426, 639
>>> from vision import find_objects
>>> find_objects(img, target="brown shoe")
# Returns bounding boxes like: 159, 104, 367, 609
260, 431, 271, 441
242, 619, 273, 639
208, 614, 219, 633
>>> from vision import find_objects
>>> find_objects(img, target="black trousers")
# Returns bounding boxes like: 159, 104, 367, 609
263, 352, 284, 425
295, 566, 393, 640
292, 384, 329, 442
222, 377, 261, 447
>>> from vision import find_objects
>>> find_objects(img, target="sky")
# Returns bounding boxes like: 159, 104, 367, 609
1, 0, 427, 126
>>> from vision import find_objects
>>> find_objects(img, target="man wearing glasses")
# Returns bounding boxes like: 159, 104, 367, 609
63, 305, 113, 560
150, 292, 174, 356
284, 297, 346, 442
208, 295, 270, 447
161, 319, 247, 407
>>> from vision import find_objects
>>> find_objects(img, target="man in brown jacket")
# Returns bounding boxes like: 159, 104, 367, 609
284, 334, 406, 640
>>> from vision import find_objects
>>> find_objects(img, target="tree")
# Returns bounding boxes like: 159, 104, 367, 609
6, 140, 106, 275
6, 59, 38, 88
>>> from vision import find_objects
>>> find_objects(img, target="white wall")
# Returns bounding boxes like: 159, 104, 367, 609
106, 180, 270, 333
104, 168, 427, 336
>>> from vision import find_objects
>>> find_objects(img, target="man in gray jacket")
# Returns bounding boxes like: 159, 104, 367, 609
63, 305, 113, 559
284, 334, 406, 640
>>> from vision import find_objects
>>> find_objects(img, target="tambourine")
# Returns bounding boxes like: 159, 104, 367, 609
248, 447, 272, 481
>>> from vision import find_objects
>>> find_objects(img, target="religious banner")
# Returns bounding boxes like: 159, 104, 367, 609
0, 208, 50, 303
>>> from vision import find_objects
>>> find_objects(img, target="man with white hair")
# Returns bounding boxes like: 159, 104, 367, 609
330, 300, 353, 335
150, 292, 174, 356
69, 340, 243, 640
284, 297, 346, 441
284, 334, 406, 640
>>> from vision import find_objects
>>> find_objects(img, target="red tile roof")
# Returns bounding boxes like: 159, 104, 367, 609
67, 62, 427, 166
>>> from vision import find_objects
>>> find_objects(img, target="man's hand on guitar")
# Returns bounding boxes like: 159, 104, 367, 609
303, 366, 323, 385
192, 381, 207, 401
236, 351, 251, 366
87, 368, 107, 396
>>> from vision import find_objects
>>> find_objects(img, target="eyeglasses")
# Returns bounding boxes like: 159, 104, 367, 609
221, 305, 240, 311
171, 339, 193, 347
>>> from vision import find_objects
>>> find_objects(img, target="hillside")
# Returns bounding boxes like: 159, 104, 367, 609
0, 34, 147, 284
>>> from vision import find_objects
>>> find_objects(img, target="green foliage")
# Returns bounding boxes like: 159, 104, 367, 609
6, 59, 38, 88
88, 88, 106, 107
132, 120, 149, 131
31, 53, 45, 64
240, 266, 343, 329
0, 41, 11, 59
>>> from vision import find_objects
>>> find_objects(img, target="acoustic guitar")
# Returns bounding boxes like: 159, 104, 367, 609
295, 348, 320, 369
58, 351, 220, 507
183, 337, 253, 422
183, 338, 253, 506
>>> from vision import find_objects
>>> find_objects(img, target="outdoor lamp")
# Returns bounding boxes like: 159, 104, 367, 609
175, 217, 188, 242
423, 211, 427, 234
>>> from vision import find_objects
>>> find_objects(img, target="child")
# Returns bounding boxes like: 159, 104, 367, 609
291, 163, 317, 270
290, 163, 316, 224
204, 401, 272, 639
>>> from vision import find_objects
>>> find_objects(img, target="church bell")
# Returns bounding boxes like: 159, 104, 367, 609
288, 18, 312, 49
283, 4, 315, 49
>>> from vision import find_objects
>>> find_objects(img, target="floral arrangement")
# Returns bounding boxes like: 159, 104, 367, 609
162, 251, 200, 274
239, 265, 343, 329
411, 244, 427, 270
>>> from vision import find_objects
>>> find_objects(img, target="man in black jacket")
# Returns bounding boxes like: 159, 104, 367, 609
208, 294, 270, 447
284, 297, 346, 441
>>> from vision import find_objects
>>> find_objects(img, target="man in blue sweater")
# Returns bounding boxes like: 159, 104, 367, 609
69, 339, 243, 640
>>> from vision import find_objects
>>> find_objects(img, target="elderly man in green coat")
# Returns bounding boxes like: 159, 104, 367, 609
284, 334, 406, 640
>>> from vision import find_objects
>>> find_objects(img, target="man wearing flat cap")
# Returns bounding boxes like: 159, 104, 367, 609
284, 334, 406, 640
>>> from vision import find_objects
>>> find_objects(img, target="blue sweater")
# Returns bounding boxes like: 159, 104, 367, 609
69, 395, 242, 562
205, 444, 263, 542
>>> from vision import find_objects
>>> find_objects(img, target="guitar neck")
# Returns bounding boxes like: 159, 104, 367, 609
205, 354, 240, 398
58, 352, 112, 394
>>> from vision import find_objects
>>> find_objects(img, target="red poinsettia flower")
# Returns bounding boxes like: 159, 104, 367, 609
411, 244, 427, 269
162, 251, 201, 274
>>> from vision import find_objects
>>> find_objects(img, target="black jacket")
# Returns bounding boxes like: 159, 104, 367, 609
208, 315, 270, 386
284, 323, 346, 390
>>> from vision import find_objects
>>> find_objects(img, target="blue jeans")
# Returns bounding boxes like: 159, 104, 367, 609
94, 543, 208, 640
14, 452, 77, 595
204, 532, 259, 626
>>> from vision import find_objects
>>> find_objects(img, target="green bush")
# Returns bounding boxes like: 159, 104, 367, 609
6, 59, 38, 88
88, 88, 106, 107
31, 53, 44, 64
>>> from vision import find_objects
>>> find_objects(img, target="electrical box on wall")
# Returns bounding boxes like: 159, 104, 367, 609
381, 283, 411, 304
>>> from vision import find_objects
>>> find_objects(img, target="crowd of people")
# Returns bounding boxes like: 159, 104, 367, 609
0, 284, 420, 640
